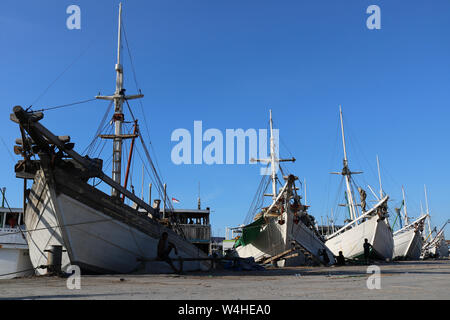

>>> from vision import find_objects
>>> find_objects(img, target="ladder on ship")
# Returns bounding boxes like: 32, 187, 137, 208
291, 240, 325, 266
260, 240, 325, 266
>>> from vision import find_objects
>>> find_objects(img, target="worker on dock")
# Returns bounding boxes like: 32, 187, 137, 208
336, 251, 345, 266
363, 239, 373, 265
157, 232, 180, 273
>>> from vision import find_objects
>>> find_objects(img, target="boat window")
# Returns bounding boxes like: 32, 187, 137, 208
0, 212, 4, 228
5, 213, 19, 228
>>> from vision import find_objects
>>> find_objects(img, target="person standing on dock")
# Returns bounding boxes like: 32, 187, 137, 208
157, 232, 180, 273
363, 239, 372, 265
336, 251, 346, 266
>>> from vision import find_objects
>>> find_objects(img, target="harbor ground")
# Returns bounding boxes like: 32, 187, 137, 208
0, 260, 449, 300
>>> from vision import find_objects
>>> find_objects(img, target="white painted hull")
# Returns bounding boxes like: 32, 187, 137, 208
326, 215, 393, 260
26, 169, 208, 275
393, 228, 423, 260
0, 247, 33, 280
430, 236, 449, 258
236, 211, 335, 266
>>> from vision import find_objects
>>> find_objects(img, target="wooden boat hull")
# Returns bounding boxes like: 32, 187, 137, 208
393, 228, 423, 260
326, 215, 393, 260
236, 211, 335, 266
429, 235, 449, 258
26, 168, 209, 275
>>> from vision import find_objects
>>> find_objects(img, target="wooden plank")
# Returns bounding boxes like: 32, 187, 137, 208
261, 248, 295, 265
283, 253, 299, 260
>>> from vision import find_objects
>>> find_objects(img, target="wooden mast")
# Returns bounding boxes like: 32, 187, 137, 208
402, 186, 409, 225
335, 106, 359, 220
121, 120, 138, 202
376, 155, 383, 199
424, 184, 433, 236
96, 2, 143, 197
251, 110, 295, 200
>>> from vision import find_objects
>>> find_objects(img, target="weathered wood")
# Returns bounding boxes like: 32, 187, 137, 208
282, 253, 299, 260
261, 248, 295, 265
179, 224, 210, 241
291, 240, 323, 266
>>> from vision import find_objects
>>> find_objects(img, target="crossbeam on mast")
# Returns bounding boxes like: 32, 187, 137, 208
335, 106, 359, 221
251, 109, 295, 200
95, 2, 144, 197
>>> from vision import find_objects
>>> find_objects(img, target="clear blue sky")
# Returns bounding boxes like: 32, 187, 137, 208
1, 0, 449, 238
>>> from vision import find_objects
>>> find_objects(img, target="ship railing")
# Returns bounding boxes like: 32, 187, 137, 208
393, 214, 428, 236
325, 195, 389, 241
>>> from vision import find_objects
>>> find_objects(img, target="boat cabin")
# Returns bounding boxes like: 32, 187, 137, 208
170, 208, 211, 254
0, 207, 24, 231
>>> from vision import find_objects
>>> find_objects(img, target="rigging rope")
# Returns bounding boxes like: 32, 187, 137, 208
28, 40, 96, 110
0, 266, 40, 278
244, 168, 270, 225
0, 136, 16, 165
32, 98, 97, 113
121, 19, 165, 185
83, 100, 114, 156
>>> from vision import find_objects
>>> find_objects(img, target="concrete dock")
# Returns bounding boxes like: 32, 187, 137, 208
0, 260, 449, 300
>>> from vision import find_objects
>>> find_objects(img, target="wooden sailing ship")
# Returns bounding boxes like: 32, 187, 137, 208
392, 187, 427, 260
11, 3, 208, 274
422, 218, 449, 259
324, 107, 394, 261
420, 186, 449, 259
234, 111, 335, 266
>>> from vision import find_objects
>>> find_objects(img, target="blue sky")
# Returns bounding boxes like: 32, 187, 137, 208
1, 0, 449, 238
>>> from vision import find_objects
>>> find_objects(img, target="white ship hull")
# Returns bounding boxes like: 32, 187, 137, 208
26, 169, 208, 275
429, 235, 449, 258
326, 215, 393, 260
236, 211, 334, 266
393, 228, 423, 260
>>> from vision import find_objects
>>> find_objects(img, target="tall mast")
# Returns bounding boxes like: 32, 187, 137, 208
251, 109, 295, 200
402, 186, 408, 225
198, 181, 201, 210
304, 178, 307, 206
376, 155, 383, 199
424, 184, 432, 235
96, 3, 143, 197
339, 106, 357, 220
269, 110, 277, 200
112, 2, 124, 196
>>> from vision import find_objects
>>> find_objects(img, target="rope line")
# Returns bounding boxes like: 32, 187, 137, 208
0, 266, 40, 278
32, 98, 97, 113
0, 218, 113, 238
28, 40, 96, 109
